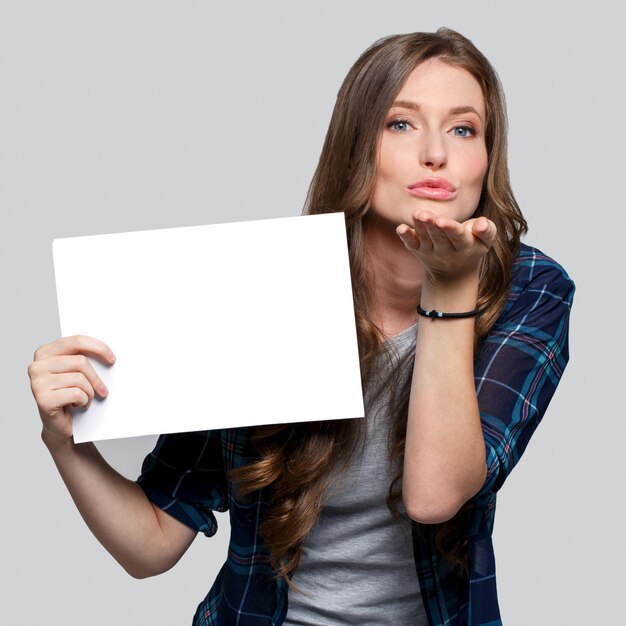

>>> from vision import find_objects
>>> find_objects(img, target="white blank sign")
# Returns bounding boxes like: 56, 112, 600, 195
53, 213, 364, 442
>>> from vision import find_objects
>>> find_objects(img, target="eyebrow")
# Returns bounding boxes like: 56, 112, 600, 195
391, 100, 483, 119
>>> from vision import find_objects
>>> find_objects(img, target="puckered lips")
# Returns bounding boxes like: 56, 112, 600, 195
407, 177, 457, 200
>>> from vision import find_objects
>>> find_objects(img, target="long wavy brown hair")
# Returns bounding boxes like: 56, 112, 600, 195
227, 27, 527, 593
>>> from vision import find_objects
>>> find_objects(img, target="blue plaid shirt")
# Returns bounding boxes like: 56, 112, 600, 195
137, 243, 575, 626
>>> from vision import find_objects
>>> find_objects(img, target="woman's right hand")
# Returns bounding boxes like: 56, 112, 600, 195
28, 335, 116, 448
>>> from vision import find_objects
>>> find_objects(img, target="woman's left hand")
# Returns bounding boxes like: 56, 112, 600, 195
396, 209, 497, 285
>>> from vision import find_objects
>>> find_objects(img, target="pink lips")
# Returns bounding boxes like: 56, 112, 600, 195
407, 177, 457, 200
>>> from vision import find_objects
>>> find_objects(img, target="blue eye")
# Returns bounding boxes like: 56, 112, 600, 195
387, 118, 411, 132
452, 125, 476, 138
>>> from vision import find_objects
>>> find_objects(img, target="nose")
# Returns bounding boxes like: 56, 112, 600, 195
419, 131, 447, 170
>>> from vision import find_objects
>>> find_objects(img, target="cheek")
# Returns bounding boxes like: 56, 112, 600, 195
372, 146, 401, 199
376, 143, 401, 182
467, 148, 488, 189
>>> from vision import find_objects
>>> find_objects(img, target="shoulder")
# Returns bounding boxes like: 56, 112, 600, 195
512, 243, 574, 286
499, 243, 575, 322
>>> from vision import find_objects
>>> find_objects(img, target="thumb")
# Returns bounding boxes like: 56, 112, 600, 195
470, 217, 497, 249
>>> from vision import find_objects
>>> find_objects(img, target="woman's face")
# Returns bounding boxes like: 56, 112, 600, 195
370, 58, 488, 229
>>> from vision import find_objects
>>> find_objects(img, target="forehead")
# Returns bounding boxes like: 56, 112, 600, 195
393, 58, 485, 118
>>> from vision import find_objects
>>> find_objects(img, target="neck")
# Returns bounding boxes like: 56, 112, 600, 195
363, 217, 425, 337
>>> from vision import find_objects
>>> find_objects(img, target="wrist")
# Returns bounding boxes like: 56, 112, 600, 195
420, 271, 480, 312
41, 427, 75, 455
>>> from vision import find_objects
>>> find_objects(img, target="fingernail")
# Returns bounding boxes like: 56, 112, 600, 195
100, 384, 109, 396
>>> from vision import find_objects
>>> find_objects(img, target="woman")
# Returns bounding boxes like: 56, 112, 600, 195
28, 28, 574, 625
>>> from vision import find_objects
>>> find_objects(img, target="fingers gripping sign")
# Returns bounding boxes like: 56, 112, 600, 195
28, 335, 116, 447
396, 209, 497, 284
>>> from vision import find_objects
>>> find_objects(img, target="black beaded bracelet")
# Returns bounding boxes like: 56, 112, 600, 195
416, 304, 483, 319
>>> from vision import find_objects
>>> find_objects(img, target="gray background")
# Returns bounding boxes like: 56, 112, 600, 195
1, 1, 622, 624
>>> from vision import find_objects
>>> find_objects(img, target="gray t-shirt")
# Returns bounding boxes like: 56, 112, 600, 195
283, 322, 428, 625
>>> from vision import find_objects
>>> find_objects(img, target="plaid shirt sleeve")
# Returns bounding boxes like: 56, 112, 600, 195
474, 246, 575, 498
136, 430, 230, 537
